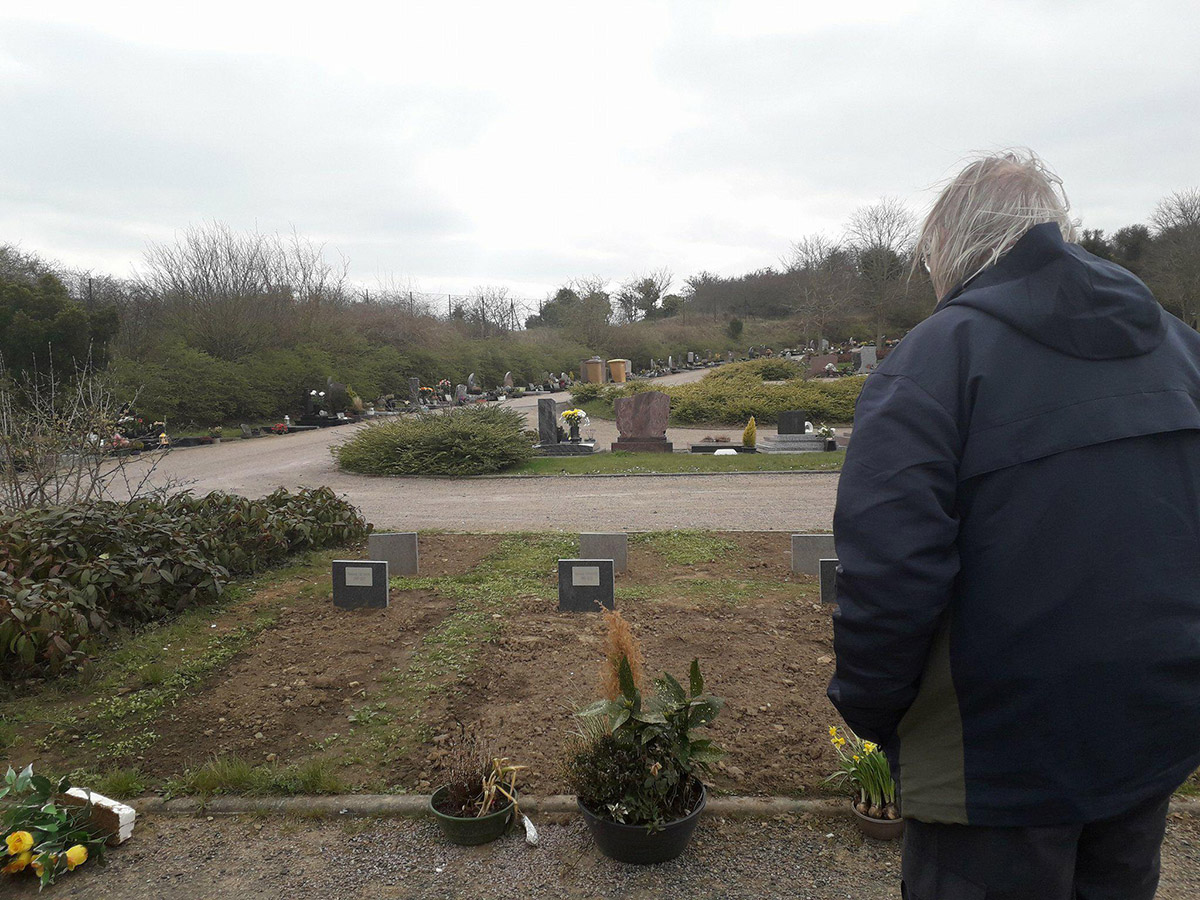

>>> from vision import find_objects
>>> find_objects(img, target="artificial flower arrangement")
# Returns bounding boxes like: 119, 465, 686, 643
2, 766, 107, 889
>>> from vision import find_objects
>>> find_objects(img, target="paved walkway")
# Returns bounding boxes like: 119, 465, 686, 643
113, 369, 842, 531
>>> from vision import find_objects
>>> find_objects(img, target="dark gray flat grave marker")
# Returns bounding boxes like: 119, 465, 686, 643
333, 560, 389, 609
368, 532, 418, 576
778, 410, 811, 435
791, 533, 836, 576
558, 559, 615, 612
819, 558, 839, 605
580, 533, 628, 574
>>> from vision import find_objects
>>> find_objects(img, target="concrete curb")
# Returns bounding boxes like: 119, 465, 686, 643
132, 793, 1200, 820
475, 470, 844, 480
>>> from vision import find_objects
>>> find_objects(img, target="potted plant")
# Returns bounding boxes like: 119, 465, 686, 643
816, 423, 837, 451
2, 766, 107, 890
429, 731, 525, 846
824, 725, 903, 840
561, 408, 589, 442
565, 611, 724, 865
209, 426, 223, 443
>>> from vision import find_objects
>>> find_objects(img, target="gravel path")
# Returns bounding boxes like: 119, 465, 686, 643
16, 812, 1199, 899
112, 370, 844, 531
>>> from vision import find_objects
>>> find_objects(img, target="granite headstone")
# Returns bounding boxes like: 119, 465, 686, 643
558, 559, 616, 612
333, 560, 389, 609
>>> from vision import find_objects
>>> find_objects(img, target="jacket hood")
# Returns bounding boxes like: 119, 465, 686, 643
937, 222, 1166, 360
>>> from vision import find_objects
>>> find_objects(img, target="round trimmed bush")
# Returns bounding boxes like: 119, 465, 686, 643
332, 406, 533, 477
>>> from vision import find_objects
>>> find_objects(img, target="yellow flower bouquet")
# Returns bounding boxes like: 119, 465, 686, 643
2, 765, 107, 889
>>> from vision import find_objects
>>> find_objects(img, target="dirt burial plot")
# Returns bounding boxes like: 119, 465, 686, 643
424, 531, 842, 797
4, 532, 844, 799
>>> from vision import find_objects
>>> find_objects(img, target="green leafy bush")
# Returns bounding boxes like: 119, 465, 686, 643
332, 406, 533, 476
574, 367, 866, 426
0, 488, 368, 677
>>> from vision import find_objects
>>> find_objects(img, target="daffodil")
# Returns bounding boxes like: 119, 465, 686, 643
65, 845, 88, 871
828, 726, 838, 737
5, 831, 33, 855
2, 851, 32, 874
863, 741, 878, 753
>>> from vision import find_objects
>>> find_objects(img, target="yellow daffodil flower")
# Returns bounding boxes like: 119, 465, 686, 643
2, 851, 33, 874
5, 831, 33, 855
828, 726, 838, 736
863, 741, 878, 753
65, 845, 88, 870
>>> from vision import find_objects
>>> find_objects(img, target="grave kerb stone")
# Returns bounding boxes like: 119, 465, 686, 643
791, 533, 836, 576
580, 533, 628, 574
368, 532, 418, 576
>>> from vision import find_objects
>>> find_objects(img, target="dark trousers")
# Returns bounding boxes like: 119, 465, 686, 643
901, 791, 1172, 899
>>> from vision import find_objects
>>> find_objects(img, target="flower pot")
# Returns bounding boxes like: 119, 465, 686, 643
569, 424, 581, 442
577, 784, 706, 865
852, 804, 904, 841
429, 785, 516, 846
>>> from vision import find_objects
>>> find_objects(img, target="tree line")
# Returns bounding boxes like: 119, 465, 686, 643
2, 186, 1197, 425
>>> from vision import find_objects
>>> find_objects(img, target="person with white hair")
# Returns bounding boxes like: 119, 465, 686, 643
828, 150, 1200, 898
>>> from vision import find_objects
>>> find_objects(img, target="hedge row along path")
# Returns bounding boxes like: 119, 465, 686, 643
113, 369, 846, 531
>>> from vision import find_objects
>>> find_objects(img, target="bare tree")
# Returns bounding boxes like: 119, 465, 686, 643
783, 234, 854, 345
137, 223, 349, 360
0, 354, 178, 512
1147, 189, 1200, 328
615, 268, 673, 322
844, 197, 917, 345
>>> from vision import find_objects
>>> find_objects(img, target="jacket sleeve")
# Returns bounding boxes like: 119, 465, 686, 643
827, 372, 962, 748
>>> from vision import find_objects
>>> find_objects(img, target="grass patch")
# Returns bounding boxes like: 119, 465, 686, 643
632, 531, 740, 566
167, 755, 347, 797
514, 450, 844, 476
358, 534, 575, 770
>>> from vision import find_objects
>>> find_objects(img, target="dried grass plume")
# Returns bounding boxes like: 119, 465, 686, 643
600, 609, 645, 700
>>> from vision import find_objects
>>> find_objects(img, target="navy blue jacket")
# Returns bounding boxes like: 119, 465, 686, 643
829, 223, 1200, 826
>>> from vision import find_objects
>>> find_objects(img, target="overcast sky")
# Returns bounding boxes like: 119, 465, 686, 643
2, 1, 1198, 299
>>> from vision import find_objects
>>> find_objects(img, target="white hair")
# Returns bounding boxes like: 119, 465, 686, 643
916, 149, 1078, 300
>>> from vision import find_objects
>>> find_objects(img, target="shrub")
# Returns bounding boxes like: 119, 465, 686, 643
332, 406, 533, 477
576, 367, 866, 426
743, 417, 756, 448
0, 488, 368, 677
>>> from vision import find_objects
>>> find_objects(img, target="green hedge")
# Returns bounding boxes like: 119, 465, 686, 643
0, 488, 369, 677
572, 365, 866, 426
332, 406, 534, 477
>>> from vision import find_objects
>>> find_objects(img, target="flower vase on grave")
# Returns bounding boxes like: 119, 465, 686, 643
569, 423, 580, 442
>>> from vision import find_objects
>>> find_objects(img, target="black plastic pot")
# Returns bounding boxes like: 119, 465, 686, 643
577, 785, 706, 865
429, 786, 515, 846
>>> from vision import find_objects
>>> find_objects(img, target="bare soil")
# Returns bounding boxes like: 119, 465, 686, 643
438, 532, 837, 796
10, 532, 840, 797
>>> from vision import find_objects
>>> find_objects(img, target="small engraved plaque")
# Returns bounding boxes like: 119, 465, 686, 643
573, 566, 601, 587
345, 566, 374, 587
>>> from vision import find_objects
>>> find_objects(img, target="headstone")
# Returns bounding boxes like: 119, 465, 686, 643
611, 391, 673, 453
808, 353, 839, 377
687, 351, 694, 364
728, 350, 734, 362
503, 371, 514, 389
820, 558, 839, 604
860, 346, 878, 370
368, 532, 418, 576
580, 533, 628, 574
332, 560, 389, 609
778, 411, 811, 435
455, 384, 468, 403
538, 397, 559, 445
408, 377, 421, 405
558, 559, 615, 612
791, 534, 837, 576
819, 338, 830, 353
668, 355, 674, 369
467, 373, 478, 392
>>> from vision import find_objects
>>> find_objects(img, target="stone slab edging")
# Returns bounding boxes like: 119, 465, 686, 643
131, 794, 1200, 819
471, 470, 844, 480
